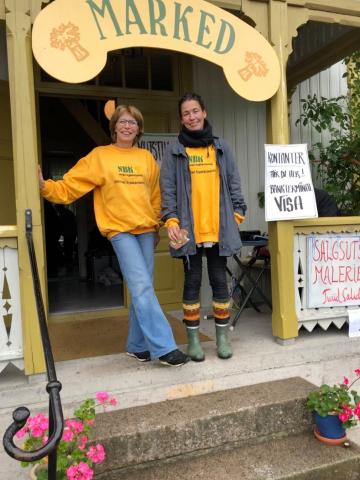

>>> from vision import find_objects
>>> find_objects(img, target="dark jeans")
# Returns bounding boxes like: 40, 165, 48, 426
182, 244, 229, 303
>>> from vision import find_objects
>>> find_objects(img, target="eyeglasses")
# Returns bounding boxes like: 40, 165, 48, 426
117, 119, 138, 127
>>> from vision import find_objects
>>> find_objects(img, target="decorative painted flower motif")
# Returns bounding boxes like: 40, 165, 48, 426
50, 22, 89, 62
238, 51, 269, 81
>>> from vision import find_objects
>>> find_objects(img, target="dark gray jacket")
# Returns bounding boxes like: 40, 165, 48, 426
160, 138, 247, 257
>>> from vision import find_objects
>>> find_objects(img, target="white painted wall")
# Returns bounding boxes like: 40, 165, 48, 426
289, 61, 347, 183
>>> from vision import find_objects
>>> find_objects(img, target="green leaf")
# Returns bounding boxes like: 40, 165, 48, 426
36, 469, 48, 480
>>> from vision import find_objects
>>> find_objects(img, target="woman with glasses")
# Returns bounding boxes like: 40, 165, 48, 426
160, 93, 247, 362
38, 105, 189, 367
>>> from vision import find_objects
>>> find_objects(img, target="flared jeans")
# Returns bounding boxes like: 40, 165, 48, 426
111, 232, 177, 359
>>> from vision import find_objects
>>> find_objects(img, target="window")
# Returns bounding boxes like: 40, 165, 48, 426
40, 48, 174, 92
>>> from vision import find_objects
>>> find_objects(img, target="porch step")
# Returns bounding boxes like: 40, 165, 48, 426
95, 431, 360, 480
93, 377, 313, 472
91, 377, 350, 478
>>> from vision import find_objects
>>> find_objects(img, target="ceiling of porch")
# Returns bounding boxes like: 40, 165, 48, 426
287, 20, 360, 88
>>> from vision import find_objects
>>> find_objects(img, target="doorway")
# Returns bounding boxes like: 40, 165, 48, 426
39, 96, 124, 314
37, 47, 190, 316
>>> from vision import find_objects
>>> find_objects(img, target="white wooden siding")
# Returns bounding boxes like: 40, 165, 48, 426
290, 61, 348, 182
193, 58, 347, 229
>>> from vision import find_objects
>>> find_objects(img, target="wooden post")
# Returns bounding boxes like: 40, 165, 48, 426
5, 0, 46, 373
267, 0, 298, 342
268, 221, 298, 342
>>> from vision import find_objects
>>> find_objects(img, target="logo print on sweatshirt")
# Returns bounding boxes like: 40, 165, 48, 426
118, 165, 134, 174
188, 155, 204, 164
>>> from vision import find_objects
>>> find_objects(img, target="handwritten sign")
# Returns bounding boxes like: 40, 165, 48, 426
307, 235, 360, 308
31, 0, 280, 101
138, 133, 177, 166
264, 144, 317, 221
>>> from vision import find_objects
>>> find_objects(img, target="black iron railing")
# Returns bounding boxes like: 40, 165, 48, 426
2, 209, 64, 479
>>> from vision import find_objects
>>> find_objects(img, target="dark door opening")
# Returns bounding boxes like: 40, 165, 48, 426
39, 96, 124, 314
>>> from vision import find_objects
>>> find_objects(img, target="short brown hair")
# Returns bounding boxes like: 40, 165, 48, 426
178, 92, 206, 118
109, 105, 144, 145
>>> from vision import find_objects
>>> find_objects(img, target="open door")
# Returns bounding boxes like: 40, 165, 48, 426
37, 48, 190, 316
39, 96, 125, 315
39, 95, 184, 315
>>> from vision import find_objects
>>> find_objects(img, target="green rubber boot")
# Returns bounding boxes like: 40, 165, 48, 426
186, 327, 205, 362
215, 324, 233, 359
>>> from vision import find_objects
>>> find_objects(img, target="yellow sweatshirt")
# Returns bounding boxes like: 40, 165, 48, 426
41, 145, 160, 238
165, 146, 245, 240
187, 145, 220, 244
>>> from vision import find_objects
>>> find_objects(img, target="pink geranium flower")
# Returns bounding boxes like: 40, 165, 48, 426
67, 462, 94, 480
77, 435, 88, 450
66, 419, 84, 434
96, 391, 109, 404
15, 426, 28, 439
17, 392, 117, 478
28, 414, 49, 438
62, 428, 75, 442
87, 444, 106, 464
339, 412, 350, 422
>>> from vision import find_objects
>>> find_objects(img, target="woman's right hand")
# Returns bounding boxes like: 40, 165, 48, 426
167, 224, 182, 243
38, 165, 45, 190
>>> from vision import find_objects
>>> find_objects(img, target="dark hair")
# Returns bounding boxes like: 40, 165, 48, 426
109, 105, 144, 145
178, 92, 206, 117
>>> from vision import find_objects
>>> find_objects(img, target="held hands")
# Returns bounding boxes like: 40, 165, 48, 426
38, 165, 45, 190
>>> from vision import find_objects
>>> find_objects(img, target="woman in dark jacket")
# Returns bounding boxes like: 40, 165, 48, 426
161, 92, 247, 362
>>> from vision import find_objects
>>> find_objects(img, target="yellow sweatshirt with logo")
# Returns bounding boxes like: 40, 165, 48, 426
187, 145, 220, 243
165, 146, 244, 243
41, 145, 160, 238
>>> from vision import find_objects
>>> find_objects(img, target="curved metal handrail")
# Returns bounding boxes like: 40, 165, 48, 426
2, 210, 64, 473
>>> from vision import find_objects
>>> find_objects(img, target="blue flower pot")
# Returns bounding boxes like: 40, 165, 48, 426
314, 412, 346, 439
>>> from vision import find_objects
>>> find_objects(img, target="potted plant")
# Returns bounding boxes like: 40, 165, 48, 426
295, 50, 360, 215
15, 391, 117, 480
306, 370, 360, 445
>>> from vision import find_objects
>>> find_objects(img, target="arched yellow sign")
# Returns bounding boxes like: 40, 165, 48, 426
32, 0, 280, 101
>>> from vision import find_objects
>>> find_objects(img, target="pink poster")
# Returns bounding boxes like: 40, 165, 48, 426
307, 235, 360, 308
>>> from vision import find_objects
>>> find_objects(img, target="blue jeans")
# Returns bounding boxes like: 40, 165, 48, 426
111, 232, 177, 359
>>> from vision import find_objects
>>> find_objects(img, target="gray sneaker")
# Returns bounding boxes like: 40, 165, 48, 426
159, 349, 189, 367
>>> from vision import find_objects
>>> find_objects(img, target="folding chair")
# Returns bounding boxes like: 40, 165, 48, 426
229, 235, 272, 330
